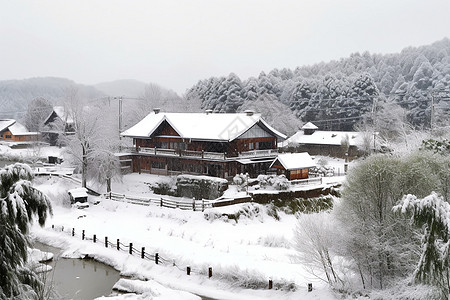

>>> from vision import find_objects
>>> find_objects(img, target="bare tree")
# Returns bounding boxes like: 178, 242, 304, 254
23, 97, 53, 132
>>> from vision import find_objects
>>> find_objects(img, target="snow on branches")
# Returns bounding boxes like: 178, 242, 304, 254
394, 192, 450, 293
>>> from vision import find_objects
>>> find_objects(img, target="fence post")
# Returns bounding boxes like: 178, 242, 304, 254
155, 253, 159, 265
61, 226, 64, 232
129, 243, 133, 255
82, 230, 85, 240
202, 199, 205, 212
192, 198, 195, 211
72, 228, 75, 236
141, 247, 145, 259
93, 234, 96, 243
117, 239, 120, 251
160, 198, 163, 207
208, 267, 212, 278
52, 224, 54, 229
187, 266, 191, 275
308, 283, 313, 292
269, 279, 273, 289
109, 191, 112, 199
105, 236, 108, 248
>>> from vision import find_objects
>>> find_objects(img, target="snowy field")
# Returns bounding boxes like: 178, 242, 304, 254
30, 173, 346, 299
0, 144, 350, 299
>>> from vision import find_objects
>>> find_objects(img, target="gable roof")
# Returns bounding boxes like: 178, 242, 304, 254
8, 122, 39, 136
43, 106, 74, 125
283, 130, 363, 147
0, 119, 16, 132
270, 152, 316, 170
301, 122, 318, 130
121, 112, 287, 141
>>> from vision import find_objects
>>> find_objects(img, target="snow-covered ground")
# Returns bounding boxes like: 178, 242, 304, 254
30, 172, 345, 299
0, 145, 347, 299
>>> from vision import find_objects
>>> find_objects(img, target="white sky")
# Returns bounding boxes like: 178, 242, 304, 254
1, 0, 450, 95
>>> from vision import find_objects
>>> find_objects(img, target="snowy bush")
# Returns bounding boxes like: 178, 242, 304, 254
255, 174, 289, 190
369, 278, 440, 300
233, 173, 248, 192
310, 165, 335, 177
204, 203, 265, 223
258, 235, 291, 248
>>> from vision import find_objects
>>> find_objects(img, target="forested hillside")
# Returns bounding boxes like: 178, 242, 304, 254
185, 38, 450, 132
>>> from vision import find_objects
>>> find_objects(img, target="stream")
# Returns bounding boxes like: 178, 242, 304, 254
34, 242, 121, 299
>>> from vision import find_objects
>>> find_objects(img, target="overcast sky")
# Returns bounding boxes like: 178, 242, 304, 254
1, 0, 450, 95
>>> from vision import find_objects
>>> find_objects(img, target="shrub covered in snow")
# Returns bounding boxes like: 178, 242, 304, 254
309, 165, 335, 177
255, 174, 289, 190
204, 203, 265, 223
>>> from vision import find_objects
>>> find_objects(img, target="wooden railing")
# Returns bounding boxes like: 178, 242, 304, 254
238, 149, 278, 157
138, 147, 226, 160
289, 177, 323, 186
106, 192, 213, 211
138, 147, 278, 159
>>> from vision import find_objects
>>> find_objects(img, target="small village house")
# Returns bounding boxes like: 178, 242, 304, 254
42, 106, 76, 146
270, 152, 315, 180
0, 119, 40, 146
120, 110, 287, 179
281, 122, 363, 159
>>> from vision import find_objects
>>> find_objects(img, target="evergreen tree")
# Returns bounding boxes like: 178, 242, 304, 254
0, 163, 52, 299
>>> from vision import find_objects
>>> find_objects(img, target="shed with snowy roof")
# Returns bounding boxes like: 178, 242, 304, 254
281, 122, 364, 159
270, 152, 315, 180
68, 188, 88, 204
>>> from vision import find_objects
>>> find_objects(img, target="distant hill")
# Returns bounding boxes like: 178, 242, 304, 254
94, 79, 147, 98
0, 77, 104, 119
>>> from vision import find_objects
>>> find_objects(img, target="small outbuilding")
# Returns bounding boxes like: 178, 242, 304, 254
68, 188, 88, 204
270, 152, 315, 180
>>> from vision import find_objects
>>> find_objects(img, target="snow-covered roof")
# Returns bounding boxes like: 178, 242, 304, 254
8, 122, 39, 136
68, 187, 88, 198
0, 119, 16, 132
283, 130, 363, 147
44, 106, 74, 125
121, 112, 287, 141
270, 152, 315, 170
301, 122, 318, 130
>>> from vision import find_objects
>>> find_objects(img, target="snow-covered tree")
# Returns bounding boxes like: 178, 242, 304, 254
393, 192, 450, 297
0, 163, 52, 299
23, 97, 53, 132
89, 150, 121, 193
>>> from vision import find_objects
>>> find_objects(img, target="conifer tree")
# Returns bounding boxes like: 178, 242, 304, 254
0, 163, 52, 299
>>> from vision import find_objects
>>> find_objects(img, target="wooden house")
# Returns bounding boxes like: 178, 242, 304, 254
270, 152, 315, 180
0, 119, 40, 145
120, 110, 287, 179
42, 106, 76, 146
281, 122, 363, 159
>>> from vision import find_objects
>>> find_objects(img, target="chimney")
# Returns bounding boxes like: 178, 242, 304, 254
244, 110, 254, 116
205, 109, 213, 115
153, 108, 161, 114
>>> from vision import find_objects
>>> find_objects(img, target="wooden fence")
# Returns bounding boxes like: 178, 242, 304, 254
105, 192, 214, 211
49, 225, 298, 291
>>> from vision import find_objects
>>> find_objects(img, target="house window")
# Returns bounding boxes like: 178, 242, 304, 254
151, 161, 165, 170
5, 135, 12, 139
249, 142, 254, 150
259, 141, 273, 150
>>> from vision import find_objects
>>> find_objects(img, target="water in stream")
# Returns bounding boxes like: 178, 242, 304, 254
34, 242, 121, 300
